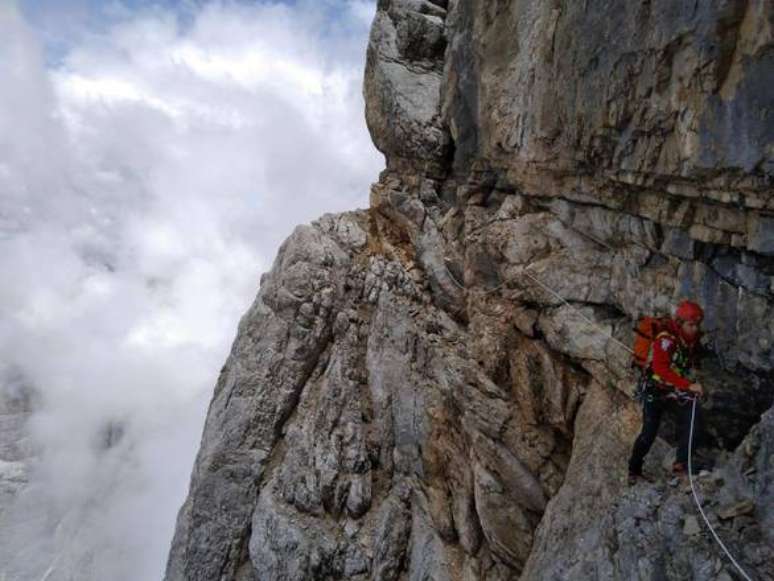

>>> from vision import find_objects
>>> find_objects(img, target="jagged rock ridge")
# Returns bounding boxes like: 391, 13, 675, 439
165, 1, 774, 580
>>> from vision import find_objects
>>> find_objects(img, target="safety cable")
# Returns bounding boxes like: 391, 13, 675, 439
441, 257, 635, 356
688, 398, 754, 581
520, 266, 635, 356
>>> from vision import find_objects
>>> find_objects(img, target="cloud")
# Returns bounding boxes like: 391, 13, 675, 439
0, 1, 380, 579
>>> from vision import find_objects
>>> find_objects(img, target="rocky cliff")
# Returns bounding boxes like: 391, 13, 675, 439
164, 1, 774, 580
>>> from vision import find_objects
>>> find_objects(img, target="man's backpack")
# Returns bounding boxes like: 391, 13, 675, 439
631, 315, 670, 401
632, 315, 670, 370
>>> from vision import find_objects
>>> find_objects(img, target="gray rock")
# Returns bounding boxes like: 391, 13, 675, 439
164, 1, 774, 580
363, 0, 452, 168
683, 514, 701, 536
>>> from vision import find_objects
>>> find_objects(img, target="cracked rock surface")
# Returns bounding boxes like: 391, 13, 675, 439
166, 1, 774, 579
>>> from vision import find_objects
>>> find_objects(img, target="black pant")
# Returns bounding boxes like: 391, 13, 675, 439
628, 393, 703, 474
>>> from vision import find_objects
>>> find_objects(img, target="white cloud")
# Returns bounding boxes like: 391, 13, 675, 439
0, 1, 380, 579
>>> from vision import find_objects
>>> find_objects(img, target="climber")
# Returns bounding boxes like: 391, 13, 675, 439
627, 299, 707, 485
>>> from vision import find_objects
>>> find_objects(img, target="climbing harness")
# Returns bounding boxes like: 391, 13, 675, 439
687, 397, 754, 581
633, 369, 651, 403
633, 371, 686, 404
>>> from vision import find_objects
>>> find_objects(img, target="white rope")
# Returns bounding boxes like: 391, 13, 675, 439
440, 259, 635, 355
687, 397, 754, 581
520, 267, 635, 356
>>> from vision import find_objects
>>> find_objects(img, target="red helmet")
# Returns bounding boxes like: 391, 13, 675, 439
675, 300, 704, 323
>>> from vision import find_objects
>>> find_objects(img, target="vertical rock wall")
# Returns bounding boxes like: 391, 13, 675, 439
166, 1, 774, 579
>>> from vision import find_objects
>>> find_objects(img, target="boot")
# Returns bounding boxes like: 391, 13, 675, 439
672, 461, 705, 476
628, 469, 654, 486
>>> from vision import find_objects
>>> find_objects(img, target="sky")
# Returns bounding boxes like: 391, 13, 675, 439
0, 1, 381, 579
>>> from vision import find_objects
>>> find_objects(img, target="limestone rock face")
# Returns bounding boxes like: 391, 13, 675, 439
166, 1, 773, 580
364, 0, 452, 167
